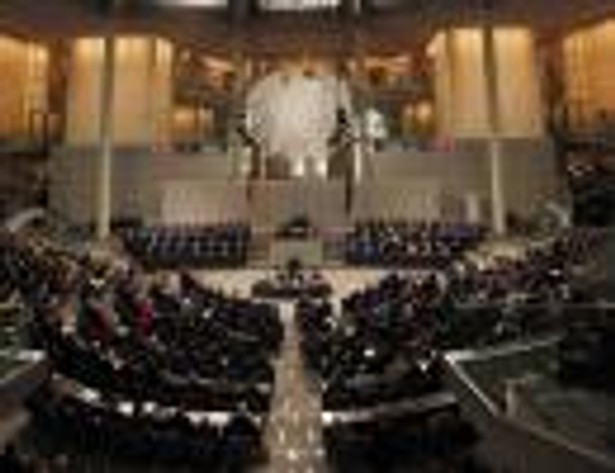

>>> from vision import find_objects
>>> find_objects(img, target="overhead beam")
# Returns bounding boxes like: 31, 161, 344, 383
1, 0, 614, 54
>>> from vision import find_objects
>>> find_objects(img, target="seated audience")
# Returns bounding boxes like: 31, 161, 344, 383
120, 222, 251, 269
27, 386, 265, 471
345, 220, 487, 268
297, 233, 597, 472
0, 231, 282, 471
0, 226, 603, 472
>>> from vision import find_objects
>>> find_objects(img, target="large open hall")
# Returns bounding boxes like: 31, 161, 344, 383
1, 1, 615, 472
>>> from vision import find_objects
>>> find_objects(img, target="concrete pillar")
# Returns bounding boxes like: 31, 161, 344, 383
442, 30, 457, 137
63, 35, 173, 232
95, 34, 115, 241
353, 31, 369, 182
428, 26, 545, 233
483, 26, 507, 235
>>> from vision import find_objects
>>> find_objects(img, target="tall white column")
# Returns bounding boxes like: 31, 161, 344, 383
443, 31, 457, 136
229, 45, 247, 178
96, 34, 115, 241
483, 26, 507, 235
353, 31, 368, 182
429, 26, 545, 233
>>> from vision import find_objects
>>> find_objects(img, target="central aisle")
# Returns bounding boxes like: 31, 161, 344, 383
261, 302, 327, 473
194, 269, 389, 472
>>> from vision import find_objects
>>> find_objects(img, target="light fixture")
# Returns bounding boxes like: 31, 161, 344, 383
155, 0, 227, 7
260, 0, 340, 11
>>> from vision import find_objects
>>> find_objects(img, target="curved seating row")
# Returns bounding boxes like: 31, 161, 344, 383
120, 223, 251, 268
28, 386, 265, 471
0, 233, 281, 470
297, 236, 595, 472
345, 220, 487, 267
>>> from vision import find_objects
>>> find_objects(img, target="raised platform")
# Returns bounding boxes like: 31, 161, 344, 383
50, 141, 562, 228
158, 179, 445, 230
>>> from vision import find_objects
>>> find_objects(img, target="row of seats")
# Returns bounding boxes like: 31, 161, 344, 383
297, 235, 594, 471
27, 266, 283, 412
28, 387, 265, 472
0, 233, 281, 470
324, 406, 486, 473
345, 220, 487, 267
120, 223, 251, 268
297, 293, 445, 411
0, 231, 76, 305
38, 323, 274, 413
301, 242, 583, 392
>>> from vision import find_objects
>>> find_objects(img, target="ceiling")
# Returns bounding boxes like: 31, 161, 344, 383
0, 0, 614, 55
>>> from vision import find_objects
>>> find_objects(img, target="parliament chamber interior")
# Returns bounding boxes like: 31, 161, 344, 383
1, 0, 615, 472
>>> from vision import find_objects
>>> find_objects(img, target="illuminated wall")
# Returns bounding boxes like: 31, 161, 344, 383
428, 27, 544, 139
563, 20, 615, 130
66, 36, 174, 147
0, 36, 49, 140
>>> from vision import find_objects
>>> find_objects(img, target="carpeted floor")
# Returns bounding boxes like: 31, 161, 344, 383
257, 302, 326, 473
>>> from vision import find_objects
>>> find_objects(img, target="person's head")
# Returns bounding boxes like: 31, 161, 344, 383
287, 258, 302, 273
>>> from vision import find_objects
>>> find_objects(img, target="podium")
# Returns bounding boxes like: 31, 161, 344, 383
268, 239, 324, 267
